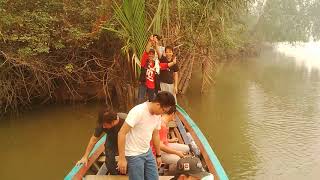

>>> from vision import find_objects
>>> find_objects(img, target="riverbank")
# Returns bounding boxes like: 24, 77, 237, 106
0, 43, 261, 116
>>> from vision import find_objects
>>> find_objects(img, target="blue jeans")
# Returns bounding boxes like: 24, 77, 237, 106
138, 84, 155, 102
126, 149, 158, 180
138, 84, 147, 103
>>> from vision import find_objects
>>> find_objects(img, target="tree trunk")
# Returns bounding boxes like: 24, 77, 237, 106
179, 53, 195, 94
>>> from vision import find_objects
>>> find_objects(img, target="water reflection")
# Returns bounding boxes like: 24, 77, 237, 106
275, 42, 320, 74
0, 104, 100, 180
180, 44, 320, 179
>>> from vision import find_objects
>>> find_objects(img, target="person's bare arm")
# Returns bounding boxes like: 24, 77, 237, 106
76, 135, 101, 166
154, 38, 163, 59
170, 56, 177, 67
167, 137, 179, 143
174, 72, 178, 94
152, 129, 161, 156
117, 122, 132, 174
146, 35, 153, 53
152, 129, 162, 167
159, 142, 184, 158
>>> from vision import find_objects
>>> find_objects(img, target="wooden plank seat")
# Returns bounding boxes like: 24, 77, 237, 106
98, 156, 106, 163
98, 156, 119, 163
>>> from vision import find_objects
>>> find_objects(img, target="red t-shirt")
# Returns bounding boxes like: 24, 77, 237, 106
151, 122, 169, 155
141, 52, 169, 89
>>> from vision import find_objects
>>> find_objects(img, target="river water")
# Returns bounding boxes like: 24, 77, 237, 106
1, 43, 320, 180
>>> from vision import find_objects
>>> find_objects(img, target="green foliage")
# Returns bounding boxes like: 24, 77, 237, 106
0, 0, 114, 113
103, 0, 170, 78
0, 0, 107, 57
105, 0, 147, 55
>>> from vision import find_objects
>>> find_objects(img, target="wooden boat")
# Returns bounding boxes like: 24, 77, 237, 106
65, 105, 228, 180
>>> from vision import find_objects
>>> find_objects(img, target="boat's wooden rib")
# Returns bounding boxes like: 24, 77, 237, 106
174, 115, 191, 145
173, 127, 184, 144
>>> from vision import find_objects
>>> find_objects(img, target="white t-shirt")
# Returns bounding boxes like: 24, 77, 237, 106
125, 102, 162, 156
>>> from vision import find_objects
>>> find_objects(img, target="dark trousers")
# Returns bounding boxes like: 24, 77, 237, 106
138, 85, 156, 103
105, 149, 119, 175
146, 88, 155, 102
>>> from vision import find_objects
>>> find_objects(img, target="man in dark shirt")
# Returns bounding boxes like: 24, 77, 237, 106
76, 109, 127, 175
158, 45, 179, 102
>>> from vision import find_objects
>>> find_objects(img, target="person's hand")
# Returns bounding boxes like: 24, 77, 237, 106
117, 157, 128, 174
176, 151, 185, 158
149, 35, 154, 42
154, 37, 159, 45
171, 137, 179, 143
76, 156, 88, 166
156, 157, 162, 167
172, 56, 177, 64
174, 86, 178, 94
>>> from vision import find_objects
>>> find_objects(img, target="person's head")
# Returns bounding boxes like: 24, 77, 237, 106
165, 46, 174, 60
153, 34, 162, 41
150, 91, 176, 115
166, 106, 176, 115
148, 49, 156, 61
162, 106, 177, 122
97, 109, 119, 129
171, 157, 213, 180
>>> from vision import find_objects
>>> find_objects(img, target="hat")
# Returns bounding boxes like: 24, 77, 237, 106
171, 156, 212, 179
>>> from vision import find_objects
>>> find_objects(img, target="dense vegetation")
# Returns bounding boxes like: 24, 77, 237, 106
3, 0, 317, 113
0, 0, 123, 112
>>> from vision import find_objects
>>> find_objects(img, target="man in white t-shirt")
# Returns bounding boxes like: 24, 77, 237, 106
118, 91, 176, 180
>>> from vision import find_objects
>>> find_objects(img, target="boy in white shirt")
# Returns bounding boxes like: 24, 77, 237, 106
118, 91, 176, 180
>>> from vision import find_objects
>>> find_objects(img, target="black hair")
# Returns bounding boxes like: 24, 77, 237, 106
152, 91, 176, 108
166, 106, 177, 115
153, 34, 162, 40
97, 109, 117, 125
165, 45, 174, 52
149, 49, 155, 54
